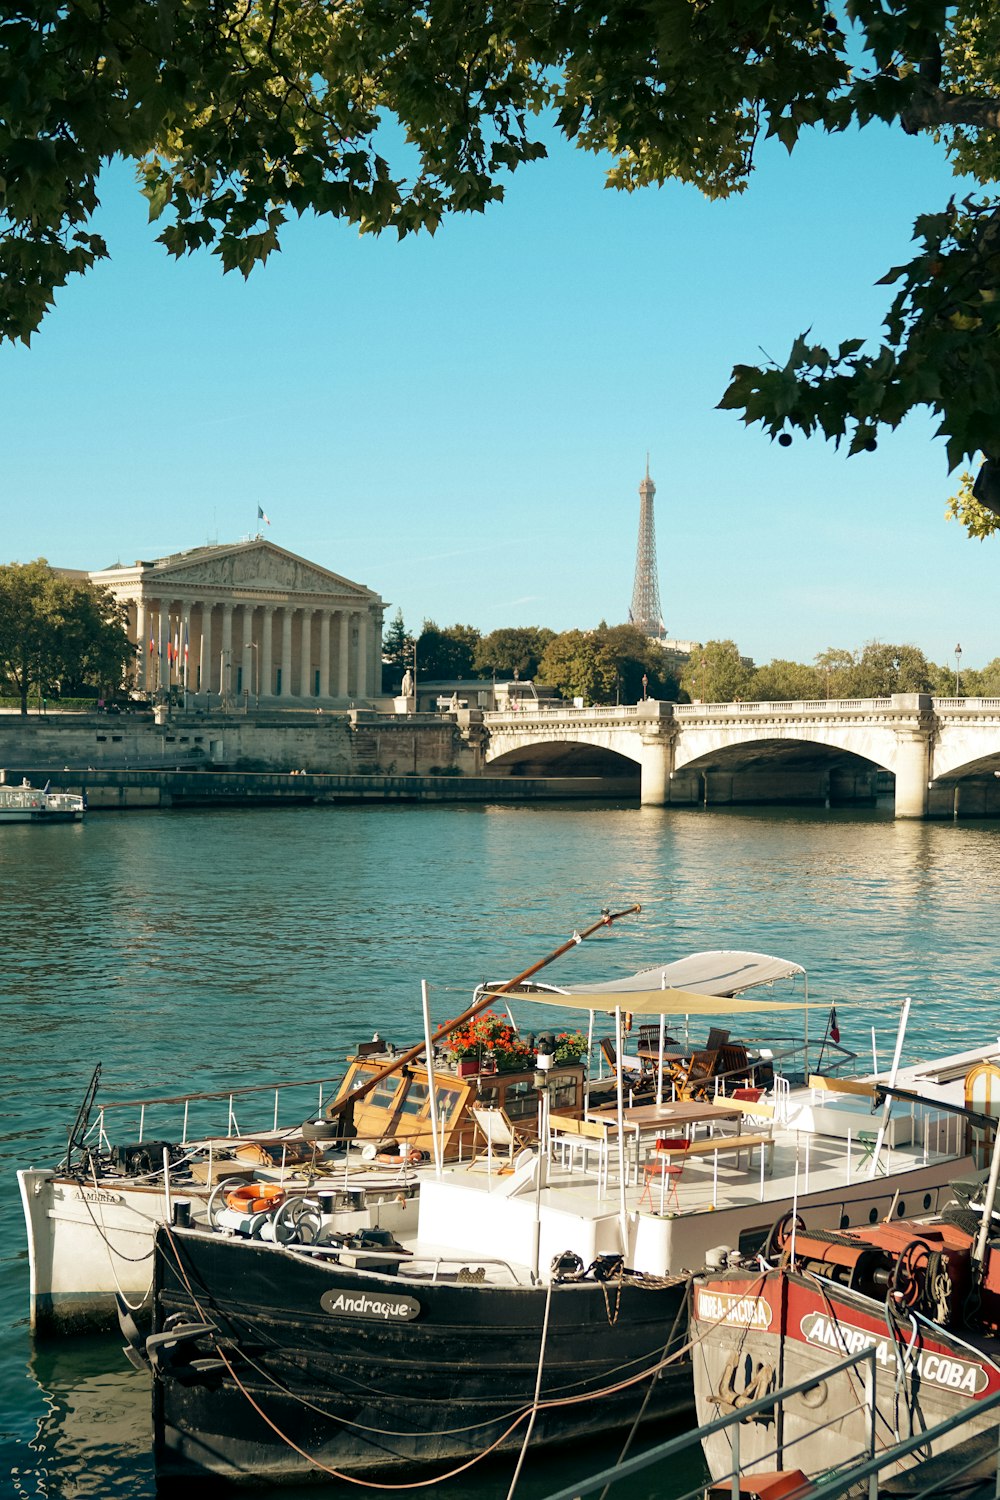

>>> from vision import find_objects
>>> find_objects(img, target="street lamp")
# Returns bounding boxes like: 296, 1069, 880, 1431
641, 673, 648, 702
955, 642, 962, 697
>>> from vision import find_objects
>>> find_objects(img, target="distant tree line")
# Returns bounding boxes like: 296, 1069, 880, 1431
385, 612, 1000, 706
0, 560, 134, 714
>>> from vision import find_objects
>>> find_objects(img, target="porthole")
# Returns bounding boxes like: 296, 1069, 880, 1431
869, 1206, 879, 1224
840, 1214, 850, 1230
801, 1379, 828, 1409
923, 1193, 932, 1210
896, 1200, 906, 1217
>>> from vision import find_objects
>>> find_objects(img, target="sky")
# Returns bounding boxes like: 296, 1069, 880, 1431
2, 112, 996, 672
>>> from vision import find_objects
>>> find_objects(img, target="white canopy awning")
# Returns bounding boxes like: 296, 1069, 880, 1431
495, 949, 810, 1016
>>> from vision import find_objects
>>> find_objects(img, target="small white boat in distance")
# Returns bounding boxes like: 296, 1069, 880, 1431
0, 778, 85, 822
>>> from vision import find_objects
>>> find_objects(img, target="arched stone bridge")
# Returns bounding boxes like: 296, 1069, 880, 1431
482, 696, 1000, 818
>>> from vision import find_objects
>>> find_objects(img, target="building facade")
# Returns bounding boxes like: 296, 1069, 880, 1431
92, 540, 384, 705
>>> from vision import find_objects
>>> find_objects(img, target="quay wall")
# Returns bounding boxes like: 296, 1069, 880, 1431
0, 710, 635, 808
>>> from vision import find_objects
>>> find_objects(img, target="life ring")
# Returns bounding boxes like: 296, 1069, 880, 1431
375, 1148, 426, 1167
225, 1182, 287, 1214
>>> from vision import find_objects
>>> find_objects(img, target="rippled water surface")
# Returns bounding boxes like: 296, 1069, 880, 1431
4, 801, 1000, 1498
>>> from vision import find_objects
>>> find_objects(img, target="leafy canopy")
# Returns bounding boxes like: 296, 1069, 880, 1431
4, 0, 1000, 489
0, 560, 134, 712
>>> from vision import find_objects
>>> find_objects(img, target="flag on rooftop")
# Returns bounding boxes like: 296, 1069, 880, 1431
258, 505, 271, 527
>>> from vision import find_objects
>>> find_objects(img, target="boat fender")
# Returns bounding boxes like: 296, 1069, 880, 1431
551, 1250, 585, 1281
704, 1245, 736, 1271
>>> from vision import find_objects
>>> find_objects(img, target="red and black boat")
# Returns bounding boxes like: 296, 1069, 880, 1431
691, 1138, 1000, 1488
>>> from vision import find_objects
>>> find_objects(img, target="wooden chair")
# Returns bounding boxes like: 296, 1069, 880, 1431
705, 1027, 731, 1054
637, 1023, 679, 1056
598, 1036, 644, 1089
669, 1048, 721, 1102
717, 1044, 752, 1093
470, 1106, 530, 1174
639, 1137, 689, 1211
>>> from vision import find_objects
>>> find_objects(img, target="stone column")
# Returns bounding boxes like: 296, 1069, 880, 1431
135, 598, 147, 693
181, 604, 192, 700
200, 602, 213, 697
280, 608, 293, 698
891, 694, 934, 819
319, 612, 332, 700
299, 607, 315, 697
221, 603, 233, 709
337, 609, 350, 697
261, 606, 274, 701
894, 730, 932, 818
241, 604, 255, 707
637, 705, 677, 806
356, 611, 368, 698
639, 737, 672, 806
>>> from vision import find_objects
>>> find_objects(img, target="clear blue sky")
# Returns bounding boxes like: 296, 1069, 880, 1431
2, 118, 995, 670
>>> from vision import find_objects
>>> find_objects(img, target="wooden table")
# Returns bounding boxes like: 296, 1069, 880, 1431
591, 1099, 745, 1179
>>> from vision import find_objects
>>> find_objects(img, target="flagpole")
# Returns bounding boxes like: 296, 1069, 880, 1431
815, 1007, 833, 1072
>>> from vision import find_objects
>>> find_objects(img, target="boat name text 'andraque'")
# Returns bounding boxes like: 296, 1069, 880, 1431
321, 1289, 421, 1322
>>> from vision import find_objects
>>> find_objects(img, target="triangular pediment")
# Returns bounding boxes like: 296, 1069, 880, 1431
134, 541, 378, 602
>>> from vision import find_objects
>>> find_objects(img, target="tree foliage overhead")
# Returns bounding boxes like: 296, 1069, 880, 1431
5, 0, 1000, 480
0, 560, 134, 712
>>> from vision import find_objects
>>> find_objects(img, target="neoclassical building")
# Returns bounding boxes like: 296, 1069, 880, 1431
91, 540, 384, 705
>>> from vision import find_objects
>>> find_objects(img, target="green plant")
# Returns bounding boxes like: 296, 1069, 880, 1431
553, 1030, 589, 1066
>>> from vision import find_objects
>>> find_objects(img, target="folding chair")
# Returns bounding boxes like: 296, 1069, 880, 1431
856, 1131, 888, 1176
470, 1106, 530, 1175
705, 1027, 731, 1054
598, 1037, 644, 1090
639, 1137, 689, 1211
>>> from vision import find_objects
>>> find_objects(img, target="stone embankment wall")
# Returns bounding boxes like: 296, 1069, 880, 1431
0, 710, 634, 808
0, 709, 483, 777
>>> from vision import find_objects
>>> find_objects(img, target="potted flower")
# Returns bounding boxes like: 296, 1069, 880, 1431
552, 1030, 589, 1066
443, 1011, 529, 1076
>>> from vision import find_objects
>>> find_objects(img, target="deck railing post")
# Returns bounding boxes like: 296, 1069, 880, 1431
139, 1104, 146, 1143
273, 1091, 280, 1132
182, 1099, 189, 1145
866, 1351, 878, 1500
730, 1412, 740, 1500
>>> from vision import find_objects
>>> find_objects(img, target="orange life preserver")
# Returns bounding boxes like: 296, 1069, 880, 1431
225, 1182, 287, 1214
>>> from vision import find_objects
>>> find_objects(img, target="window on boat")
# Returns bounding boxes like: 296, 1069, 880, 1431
502, 1080, 537, 1120
397, 1082, 430, 1117
550, 1073, 579, 1111
367, 1076, 404, 1111
432, 1084, 463, 1123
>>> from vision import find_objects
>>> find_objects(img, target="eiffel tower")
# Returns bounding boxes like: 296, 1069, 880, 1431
629, 459, 665, 638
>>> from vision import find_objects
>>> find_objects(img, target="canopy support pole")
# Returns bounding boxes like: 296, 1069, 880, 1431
421, 980, 442, 1177
615, 1005, 628, 1252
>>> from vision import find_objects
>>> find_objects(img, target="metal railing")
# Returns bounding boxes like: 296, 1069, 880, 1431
540, 1345, 1000, 1500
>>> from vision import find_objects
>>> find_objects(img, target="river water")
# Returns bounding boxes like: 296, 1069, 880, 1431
3, 800, 1000, 1499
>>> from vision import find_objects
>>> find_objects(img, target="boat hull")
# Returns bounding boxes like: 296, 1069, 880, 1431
18, 1168, 419, 1334
151, 1226, 691, 1484
691, 1267, 1000, 1484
